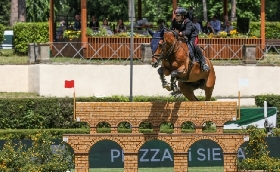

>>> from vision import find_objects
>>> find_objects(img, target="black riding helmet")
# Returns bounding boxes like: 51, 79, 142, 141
174, 7, 187, 16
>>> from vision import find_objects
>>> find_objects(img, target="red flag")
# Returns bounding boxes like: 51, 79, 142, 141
65, 80, 74, 88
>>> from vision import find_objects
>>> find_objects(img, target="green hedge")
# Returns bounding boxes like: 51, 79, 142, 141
0, 128, 89, 140
13, 22, 49, 54
0, 96, 212, 129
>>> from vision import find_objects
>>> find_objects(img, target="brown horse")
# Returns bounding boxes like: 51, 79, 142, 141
150, 29, 216, 101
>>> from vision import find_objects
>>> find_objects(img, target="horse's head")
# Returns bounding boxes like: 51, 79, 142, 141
148, 28, 164, 67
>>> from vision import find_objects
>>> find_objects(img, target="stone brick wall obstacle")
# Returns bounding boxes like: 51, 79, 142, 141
63, 101, 248, 172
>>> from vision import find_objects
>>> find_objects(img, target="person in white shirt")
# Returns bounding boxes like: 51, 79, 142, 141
210, 15, 221, 34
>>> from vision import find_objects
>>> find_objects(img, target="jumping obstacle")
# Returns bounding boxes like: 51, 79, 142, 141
63, 101, 248, 172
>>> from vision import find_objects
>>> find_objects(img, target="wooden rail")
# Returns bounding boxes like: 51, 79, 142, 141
87, 37, 151, 59
51, 37, 263, 59
199, 38, 262, 59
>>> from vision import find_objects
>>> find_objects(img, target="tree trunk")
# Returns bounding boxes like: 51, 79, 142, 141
202, 0, 208, 21
231, 0, 237, 21
10, 0, 18, 26
18, 0, 26, 22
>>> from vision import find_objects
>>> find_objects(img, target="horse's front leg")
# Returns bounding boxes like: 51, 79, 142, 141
158, 67, 171, 91
170, 76, 179, 92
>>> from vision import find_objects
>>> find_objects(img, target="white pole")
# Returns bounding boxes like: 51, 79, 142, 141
264, 101, 267, 118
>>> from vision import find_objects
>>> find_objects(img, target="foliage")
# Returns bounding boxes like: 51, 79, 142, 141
238, 125, 280, 171
0, 24, 4, 44
13, 22, 49, 54
25, 0, 51, 22
0, 0, 10, 26
86, 27, 94, 36
181, 121, 195, 130
0, 130, 74, 171
0, 140, 28, 171
0, 129, 89, 140
0, 0, 280, 27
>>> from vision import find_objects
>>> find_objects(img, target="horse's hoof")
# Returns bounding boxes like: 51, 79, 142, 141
151, 62, 158, 68
163, 83, 172, 91
170, 90, 183, 98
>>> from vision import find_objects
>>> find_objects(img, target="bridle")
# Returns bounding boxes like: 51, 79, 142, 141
152, 30, 183, 64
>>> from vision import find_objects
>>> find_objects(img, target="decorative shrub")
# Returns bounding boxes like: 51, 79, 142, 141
0, 130, 74, 171
13, 22, 49, 54
238, 125, 280, 171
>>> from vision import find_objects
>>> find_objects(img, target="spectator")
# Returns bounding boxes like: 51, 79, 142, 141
73, 15, 81, 31
89, 15, 99, 31
57, 20, 66, 39
221, 14, 229, 30
115, 18, 127, 33
192, 17, 202, 33
223, 21, 234, 35
210, 15, 221, 33
202, 21, 215, 35
101, 18, 113, 35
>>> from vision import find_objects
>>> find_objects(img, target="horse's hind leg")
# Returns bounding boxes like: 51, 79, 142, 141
178, 82, 198, 101
204, 86, 214, 101
204, 65, 216, 101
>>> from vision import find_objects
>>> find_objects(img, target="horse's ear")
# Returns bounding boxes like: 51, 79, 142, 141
148, 29, 154, 36
160, 28, 164, 38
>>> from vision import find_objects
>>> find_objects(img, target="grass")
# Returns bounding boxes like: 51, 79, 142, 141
70, 167, 224, 172
0, 92, 41, 98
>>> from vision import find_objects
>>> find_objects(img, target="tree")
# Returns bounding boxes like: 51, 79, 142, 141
10, 0, 18, 26
231, 0, 236, 21
202, 0, 207, 21
26, 0, 50, 22
18, 0, 26, 22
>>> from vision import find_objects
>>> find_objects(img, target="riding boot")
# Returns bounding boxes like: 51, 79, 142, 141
200, 56, 210, 72
194, 45, 209, 72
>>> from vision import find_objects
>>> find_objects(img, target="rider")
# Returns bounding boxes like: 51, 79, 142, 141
170, 7, 209, 72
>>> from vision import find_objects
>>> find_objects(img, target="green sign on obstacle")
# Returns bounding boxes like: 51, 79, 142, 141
89, 139, 226, 168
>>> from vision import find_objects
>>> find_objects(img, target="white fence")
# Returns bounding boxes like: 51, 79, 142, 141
0, 65, 279, 106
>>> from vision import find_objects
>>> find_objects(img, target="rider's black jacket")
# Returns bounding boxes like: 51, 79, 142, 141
170, 18, 198, 41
